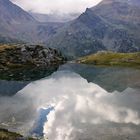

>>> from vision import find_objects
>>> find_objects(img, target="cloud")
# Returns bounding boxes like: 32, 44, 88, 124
0, 71, 140, 139
11, 0, 102, 14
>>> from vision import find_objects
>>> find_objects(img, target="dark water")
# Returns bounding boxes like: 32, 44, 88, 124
0, 80, 29, 96
59, 63, 140, 92
0, 66, 58, 96
0, 66, 58, 81
1, 63, 140, 96
0, 63, 140, 140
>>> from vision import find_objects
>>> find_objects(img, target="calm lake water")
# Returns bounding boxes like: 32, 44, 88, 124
0, 63, 140, 140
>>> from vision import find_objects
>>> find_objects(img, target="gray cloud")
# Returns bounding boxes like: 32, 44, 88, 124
11, 0, 102, 14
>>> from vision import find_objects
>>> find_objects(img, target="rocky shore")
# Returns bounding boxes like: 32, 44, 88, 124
0, 44, 66, 81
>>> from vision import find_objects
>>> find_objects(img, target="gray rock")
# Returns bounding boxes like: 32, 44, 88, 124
0, 44, 65, 69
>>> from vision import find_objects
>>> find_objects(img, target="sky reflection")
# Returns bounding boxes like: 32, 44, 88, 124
0, 70, 140, 140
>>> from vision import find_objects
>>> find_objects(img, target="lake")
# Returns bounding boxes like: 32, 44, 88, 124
0, 63, 140, 140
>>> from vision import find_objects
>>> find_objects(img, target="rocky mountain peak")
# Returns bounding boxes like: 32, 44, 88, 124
46, 0, 140, 58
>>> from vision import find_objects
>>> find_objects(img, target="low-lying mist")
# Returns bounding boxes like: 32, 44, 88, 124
0, 71, 140, 140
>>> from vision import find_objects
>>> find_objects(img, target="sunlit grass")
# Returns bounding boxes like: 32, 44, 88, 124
0, 128, 38, 140
78, 51, 140, 67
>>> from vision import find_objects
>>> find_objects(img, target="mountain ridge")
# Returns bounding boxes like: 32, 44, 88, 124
0, 0, 36, 24
46, 0, 140, 58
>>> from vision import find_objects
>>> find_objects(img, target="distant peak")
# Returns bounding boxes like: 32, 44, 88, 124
100, 0, 140, 5
100, 0, 123, 4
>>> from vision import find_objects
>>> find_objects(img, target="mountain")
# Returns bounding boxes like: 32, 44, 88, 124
0, 0, 35, 39
46, 0, 140, 58
30, 12, 80, 23
0, 0, 63, 43
0, 0, 140, 58
92, 0, 140, 32
0, 0, 35, 24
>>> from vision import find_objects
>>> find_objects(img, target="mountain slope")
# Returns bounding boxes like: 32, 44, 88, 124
0, 0, 35, 36
0, 0, 35, 24
46, 0, 140, 58
0, 0, 63, 43
92, 0, 140, 34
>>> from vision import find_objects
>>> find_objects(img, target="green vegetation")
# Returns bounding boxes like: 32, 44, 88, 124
0, 128, 22, 140
0, 128, 37, 140
77, 51, 140, 68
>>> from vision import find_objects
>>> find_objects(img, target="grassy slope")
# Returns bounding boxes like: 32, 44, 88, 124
0, 44, 16, 51
78, 51, 140, 67
0, 128, 37, 140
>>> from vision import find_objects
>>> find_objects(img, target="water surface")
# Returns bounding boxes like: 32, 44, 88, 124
0, 63, 140, 140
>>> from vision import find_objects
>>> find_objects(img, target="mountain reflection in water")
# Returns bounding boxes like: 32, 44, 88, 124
59, 63, 140, 92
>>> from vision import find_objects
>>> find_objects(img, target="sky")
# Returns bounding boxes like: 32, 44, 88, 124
11, 0, 102, 14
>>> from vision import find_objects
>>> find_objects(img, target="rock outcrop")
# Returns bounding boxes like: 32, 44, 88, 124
0, 44, 65, 81
0, 44, 65, 70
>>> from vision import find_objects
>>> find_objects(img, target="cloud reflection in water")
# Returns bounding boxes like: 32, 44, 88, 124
0, 71, 140, 140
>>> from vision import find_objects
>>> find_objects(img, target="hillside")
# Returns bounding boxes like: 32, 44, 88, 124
46, 0, 140, 58
0, 0, 63, 43
77, 51, 140, 67
0, 0, 35, 24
